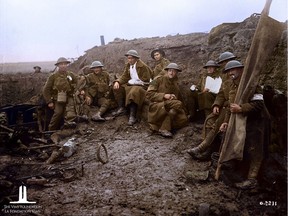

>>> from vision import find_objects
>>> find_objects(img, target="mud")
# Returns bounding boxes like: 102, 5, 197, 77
1, 114, 286, 216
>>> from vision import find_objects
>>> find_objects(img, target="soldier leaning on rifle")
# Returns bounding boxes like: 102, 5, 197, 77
113, 50, 153, 126
217, 60, 270, 190
150, 48, 170, 79
146, 63, 188, 138
82, 61, 112, 122
42, 57, 78, 130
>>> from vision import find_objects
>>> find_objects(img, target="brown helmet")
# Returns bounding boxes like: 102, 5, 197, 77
55, 57, 71, 66
151, 48, 165, 60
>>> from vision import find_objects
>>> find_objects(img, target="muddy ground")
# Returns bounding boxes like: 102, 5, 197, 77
1, 111, 286, 216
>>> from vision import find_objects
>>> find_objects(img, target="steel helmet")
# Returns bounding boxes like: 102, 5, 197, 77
223, 60, 244, 73
125, 50, 140, 58
151, 48, 165, 59
164, 63, 182, 72
55, 57, 71, 66
217, 52, 236, 64
203, 60, 219, 68
90, 61, 104, 69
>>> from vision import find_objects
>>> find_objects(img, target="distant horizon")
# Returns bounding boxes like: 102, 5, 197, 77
1, 0, 286, 63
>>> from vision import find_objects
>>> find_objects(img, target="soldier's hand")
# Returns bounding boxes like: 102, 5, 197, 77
164, 94, 176, 100
85, 96, 92, 105
230, 103, 242, 113
203, 88, 209, 92
48, 102, 54, 110
213, 106, 220, 115
80, 90, 85, 95
219, 123, 228, 132
113, 82, 120, 89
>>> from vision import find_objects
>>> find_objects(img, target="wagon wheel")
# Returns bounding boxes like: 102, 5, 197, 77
96, 143, 108, 164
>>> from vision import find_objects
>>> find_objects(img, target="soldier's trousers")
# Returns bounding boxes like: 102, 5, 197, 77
198, 108, 226, 152
48, 97, 76, 130
148, 100, 188, 131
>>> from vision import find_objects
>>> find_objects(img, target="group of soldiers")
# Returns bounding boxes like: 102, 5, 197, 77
41, 48, 270, 190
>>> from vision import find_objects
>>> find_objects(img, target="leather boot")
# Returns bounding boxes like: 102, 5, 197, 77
187, 146, 202, 158
235, 178, 258, 190
91, 112, 105, 122
128, 102, 137, 125
112, 99, 126, 116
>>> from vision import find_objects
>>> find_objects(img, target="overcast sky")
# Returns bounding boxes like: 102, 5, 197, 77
0, 0, 287, 63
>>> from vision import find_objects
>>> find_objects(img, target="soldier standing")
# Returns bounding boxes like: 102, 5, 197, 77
42, 57, 78, 130
147, 63, 188, 138
218, 60, 270, 189
84, 61, 111, 121
113, 50, 152, 125
150, 48, 170, 78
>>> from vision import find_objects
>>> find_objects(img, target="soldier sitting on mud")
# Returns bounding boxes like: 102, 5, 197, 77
190, 60, 222, 118
150, 48, 170, 79
82, 61, 112, 121
147, 63, 188, 138
113, 50, 153, 125
42, 57, 78, 130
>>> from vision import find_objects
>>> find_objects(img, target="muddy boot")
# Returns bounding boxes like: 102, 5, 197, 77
91, 112, 105, 122
112, 107, 126, 117
159, 130, 173, 138
235, 178, 258, 190
187, 146, 202, 158
112, 99, 126, 117
195, 149, 212, 161
128, 102, 137, 126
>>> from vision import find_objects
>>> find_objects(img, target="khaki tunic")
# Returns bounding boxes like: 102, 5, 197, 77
197, 70, 222, 113
42, 71, 78, 130
152, 57, 170, 78
85, 70, 111, 113
116, 59, 152, 108
221, 78, 270, 178
147, 75, 188, 131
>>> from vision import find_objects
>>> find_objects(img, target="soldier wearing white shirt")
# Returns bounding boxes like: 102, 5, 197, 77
113, 50, 152, 125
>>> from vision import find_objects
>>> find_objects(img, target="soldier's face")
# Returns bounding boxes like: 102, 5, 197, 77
207, 67, 216, 74
57, 62, 69, 72
127, 56, 137, 65
92, 67, 102, 74
153, 52, 161, 61
228, 68, 242, 80
167, 69, 177, 79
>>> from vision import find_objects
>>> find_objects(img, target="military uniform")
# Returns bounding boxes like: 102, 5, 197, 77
43, 70, 78, 130
147, 74, 188, 134
115, 59, 152, 109
187, 79, 232, 160
85, 70, 111, 116
221, 79, 270, 181
196, 69, 222, 117
152, 58, 170, 78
